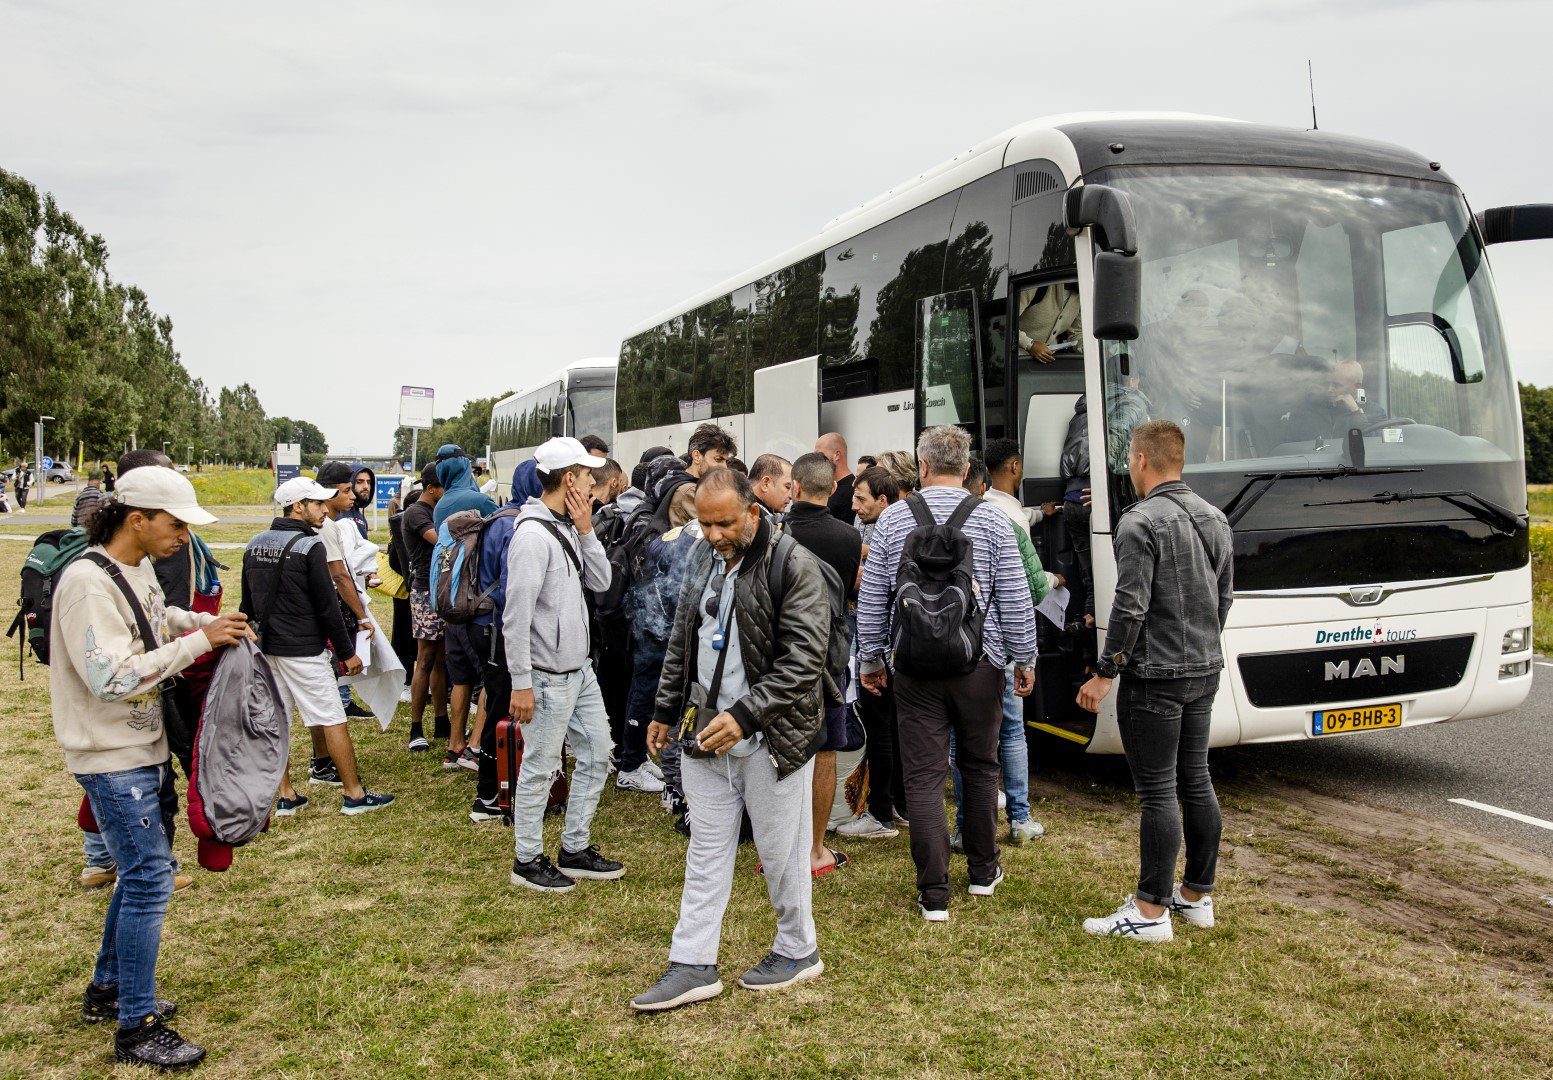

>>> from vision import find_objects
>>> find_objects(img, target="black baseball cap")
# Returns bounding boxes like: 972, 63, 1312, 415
315, 461, 353, 486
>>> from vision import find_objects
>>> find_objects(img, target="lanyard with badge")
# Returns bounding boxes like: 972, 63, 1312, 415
681, 561, 737, 758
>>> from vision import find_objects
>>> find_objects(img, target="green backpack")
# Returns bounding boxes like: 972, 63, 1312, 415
7, 527, 91, 677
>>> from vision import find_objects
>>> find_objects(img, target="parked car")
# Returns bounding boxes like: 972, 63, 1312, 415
45, 464, 75, 483
175, 464, 191, 474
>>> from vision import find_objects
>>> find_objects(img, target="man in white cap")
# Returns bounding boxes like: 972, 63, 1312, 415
50, 467, 252, 1069
240, 476, 394, 818
503, 437, 624, 891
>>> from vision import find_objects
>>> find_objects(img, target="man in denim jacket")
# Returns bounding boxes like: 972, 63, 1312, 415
1077, 420, 1232, 942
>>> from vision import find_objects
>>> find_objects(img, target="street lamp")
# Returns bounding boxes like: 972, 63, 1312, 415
162, 441, 170, 458
35, 415, 54, 505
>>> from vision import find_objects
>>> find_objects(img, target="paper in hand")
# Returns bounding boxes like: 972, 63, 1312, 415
1036, 585, 1070, 630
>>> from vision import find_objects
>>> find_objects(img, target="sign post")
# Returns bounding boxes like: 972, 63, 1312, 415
399, 385, 435, 472
274, 443, 301, 491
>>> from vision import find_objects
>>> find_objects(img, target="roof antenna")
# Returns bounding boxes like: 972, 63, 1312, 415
1307, 60, 1319, 130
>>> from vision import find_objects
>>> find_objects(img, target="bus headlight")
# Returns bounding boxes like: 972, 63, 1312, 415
1501, 626, 1530, 653
1500, 660, 1530, 679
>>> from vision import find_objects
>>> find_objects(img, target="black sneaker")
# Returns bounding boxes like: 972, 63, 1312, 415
557, 844, 626, 880
510, 854, 575, 892
343, 700, 374, 720
82, 984, 176, 1025
469, 798, 504, 823
341, 790, 394, 816
274, 794, 308, 817
432, 715, 451, 740
308, 757, 342, 787
441, 748, 462, 768
114, 1014, 206, 1070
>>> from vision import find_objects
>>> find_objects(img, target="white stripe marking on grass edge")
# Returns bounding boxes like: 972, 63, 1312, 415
1449, 799, 1553, 832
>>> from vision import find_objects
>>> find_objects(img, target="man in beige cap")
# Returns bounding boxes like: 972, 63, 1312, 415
51, 466, 251, 1069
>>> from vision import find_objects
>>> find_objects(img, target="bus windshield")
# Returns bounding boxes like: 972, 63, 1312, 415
1098, 168, 1520, 490
568, 385, 614, 446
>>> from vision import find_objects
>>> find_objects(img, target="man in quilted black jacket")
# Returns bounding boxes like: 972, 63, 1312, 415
632, 467, 831, 1012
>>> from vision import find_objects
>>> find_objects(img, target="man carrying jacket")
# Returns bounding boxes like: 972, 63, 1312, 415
632, 467, 830, 1012
242, 477, 393, 817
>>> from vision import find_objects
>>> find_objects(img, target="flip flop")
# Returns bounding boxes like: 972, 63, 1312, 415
756, 850, 851, 878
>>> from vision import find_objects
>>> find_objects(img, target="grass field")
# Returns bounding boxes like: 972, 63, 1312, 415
2, 539, 1553, 1076
186, 470, 292, 506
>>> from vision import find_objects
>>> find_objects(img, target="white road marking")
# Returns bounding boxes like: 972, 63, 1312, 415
1449, 798, 1553, 832
1535, 661, 1553, 669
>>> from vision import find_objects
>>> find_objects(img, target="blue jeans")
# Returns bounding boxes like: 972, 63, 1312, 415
84, 827, 113, 868
76, 763, 177, 1027
952, 667, 1031, 831
512, 667, 614, 862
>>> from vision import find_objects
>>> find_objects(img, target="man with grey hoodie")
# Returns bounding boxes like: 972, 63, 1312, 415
504, 437, 626, 892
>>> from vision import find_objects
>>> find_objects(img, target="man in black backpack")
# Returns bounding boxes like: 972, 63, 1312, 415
856, 425, 1037, 922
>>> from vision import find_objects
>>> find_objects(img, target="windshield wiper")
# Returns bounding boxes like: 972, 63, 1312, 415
1221, 465, 1422, 529
1301, 488, 1527, 535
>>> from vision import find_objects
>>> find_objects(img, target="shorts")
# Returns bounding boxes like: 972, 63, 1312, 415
445, 622, 483, 687
820, 700, 849, 752
410, 588, 445, 641
268, 652, 349, 728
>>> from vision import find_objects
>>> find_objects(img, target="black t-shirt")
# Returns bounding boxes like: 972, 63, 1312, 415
827, 472, 855, 524
784, 501, 863, 602
402, 499, 437, 590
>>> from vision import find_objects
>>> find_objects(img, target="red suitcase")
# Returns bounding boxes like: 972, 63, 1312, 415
494, 717, 569, 816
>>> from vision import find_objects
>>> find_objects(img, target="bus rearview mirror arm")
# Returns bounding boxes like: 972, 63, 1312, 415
1475, 204, 1553, 245
1065, 185, 1141, 342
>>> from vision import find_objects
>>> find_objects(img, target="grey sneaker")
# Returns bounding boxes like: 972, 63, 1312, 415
1009, 818, 1045, 844
630, 963, 723, 1012
835, 812, 898, 839
737, 951, 824, 992
949, 830, 964, 854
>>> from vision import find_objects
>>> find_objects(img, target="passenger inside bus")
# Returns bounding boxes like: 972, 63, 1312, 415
1277, 358, 1389, 444
1017, 282, 1083, 363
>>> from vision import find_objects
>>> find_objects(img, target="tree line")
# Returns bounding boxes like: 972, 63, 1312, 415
0, 168, 327, 469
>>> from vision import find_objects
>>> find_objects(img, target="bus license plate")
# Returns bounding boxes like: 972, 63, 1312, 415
1312, 703, 1401, 736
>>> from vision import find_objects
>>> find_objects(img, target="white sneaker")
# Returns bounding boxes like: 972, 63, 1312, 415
1082, 896, 1173, 942
835, 812, 899, 839
398, 686, 411, 703
1009, 818, 1045, 844
616, 766, 666, 794
641, 759, 664, 781
918, 895, 949, 923
997, 789, 1006, 810
1170, 884, 1215, 928
967, 866, 1004, 897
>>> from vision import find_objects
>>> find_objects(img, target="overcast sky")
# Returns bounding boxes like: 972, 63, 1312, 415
4, 0, 1551, 455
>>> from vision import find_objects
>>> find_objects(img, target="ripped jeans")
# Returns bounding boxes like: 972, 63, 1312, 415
76, 762, 177, 1028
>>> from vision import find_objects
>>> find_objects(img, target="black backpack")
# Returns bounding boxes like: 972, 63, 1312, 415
7, 527, 91, 677
588, 502, 634, 630
889, 493, 988, 678
769, 531, 850, 706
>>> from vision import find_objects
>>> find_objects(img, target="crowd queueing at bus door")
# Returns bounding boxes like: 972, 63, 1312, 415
37, 416, 1232, 1067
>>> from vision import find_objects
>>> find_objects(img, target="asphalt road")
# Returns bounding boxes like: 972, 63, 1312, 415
1047, 666, 1553, 859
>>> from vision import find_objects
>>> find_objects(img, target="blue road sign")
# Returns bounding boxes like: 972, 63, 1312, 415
40, 456, 54, 469
376, 475, 405, 510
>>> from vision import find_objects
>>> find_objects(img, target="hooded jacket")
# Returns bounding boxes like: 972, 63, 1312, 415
239, 517, 356, 660
433, 446, 496, 532
653, 517, 828, 781
501, 498, 612, 691
510, 458, 544, 504
341, 462, 375, 538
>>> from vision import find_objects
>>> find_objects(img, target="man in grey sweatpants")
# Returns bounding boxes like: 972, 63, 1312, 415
633, 467, 832, 1012
503, 437, 627, 892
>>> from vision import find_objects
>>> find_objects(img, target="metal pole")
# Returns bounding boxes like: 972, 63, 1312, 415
34, 422, 44, 506
410, 429, 419, 473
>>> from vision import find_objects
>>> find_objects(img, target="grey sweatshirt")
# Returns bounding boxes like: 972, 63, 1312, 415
502, 497, 612, 691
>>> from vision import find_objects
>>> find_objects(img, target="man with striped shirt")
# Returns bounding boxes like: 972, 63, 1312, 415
856, 425, 1037, 921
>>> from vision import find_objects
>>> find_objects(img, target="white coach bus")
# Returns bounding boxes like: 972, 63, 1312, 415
488, 358, 616, 500
614, 111, 1550, 752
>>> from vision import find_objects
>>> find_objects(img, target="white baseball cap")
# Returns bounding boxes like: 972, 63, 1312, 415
274, 476, 337, 508
115, 467, 218, 526
534, 437, 606, 475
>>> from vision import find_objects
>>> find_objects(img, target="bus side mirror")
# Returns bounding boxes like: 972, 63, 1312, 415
1475, 204, 1553, 245
1091, 251, 1140, 341
1067, 184, 1141, 341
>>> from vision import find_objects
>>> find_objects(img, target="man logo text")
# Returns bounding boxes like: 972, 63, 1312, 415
1324, 656, 1404, 681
